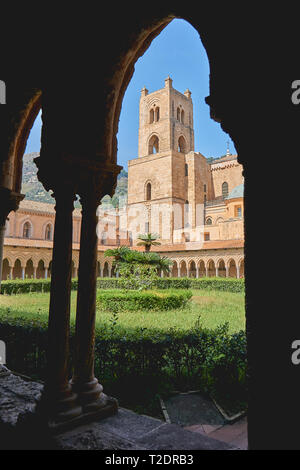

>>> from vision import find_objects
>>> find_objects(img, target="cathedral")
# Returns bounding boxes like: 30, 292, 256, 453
1, 78, 244, 281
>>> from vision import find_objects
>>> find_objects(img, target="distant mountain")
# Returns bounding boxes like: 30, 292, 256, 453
21, 153, 128, 208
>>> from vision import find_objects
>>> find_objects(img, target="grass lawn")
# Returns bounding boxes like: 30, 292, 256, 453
0, 289, 245, 333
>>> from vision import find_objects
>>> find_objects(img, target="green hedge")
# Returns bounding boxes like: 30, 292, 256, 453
96, 289, 193, 312
0, 312, 247, 405
0, 278, 78, 295
1, 276, 244, 295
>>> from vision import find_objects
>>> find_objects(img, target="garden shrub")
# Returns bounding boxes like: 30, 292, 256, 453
96, 289, 193, 312
0, 311, 247, 407
1, 276, 244, 295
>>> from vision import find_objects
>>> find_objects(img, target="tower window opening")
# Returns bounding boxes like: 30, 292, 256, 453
148, 135, 159, 154
45, 224, 52, 240
185, 163, 188, 176
150, 109, 154, 124
155, 107, 160, 121
222, 181, 229, 199
23, 222, 31, 238
181, 109, 184, 124
178, 136, 186, 153
177, 107, 180, 120
146, 182, 152, 201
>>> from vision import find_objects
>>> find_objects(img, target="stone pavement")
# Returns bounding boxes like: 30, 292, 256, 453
184, 417, 248, 450
0, 371, 239, 450
161, 391, 248, 450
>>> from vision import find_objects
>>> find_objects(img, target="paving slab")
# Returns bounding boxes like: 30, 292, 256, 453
135, 422, 237, 450
163, 392, 225, 426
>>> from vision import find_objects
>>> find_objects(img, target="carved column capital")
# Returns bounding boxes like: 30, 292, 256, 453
0, 187, 24, 226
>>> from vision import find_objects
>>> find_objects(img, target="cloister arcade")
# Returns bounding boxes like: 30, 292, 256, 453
2, 252, 244, 280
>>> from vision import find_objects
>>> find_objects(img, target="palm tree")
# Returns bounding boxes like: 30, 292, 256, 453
104, 246, 131, 263
137, 233, 161, 252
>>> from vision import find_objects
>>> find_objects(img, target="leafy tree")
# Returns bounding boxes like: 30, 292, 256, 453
136, 233, 161, 252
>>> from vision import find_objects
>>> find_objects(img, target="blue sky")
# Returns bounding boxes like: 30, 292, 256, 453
25, 19, 236, 170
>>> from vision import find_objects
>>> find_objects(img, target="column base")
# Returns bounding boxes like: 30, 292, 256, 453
18, 395, 118, 436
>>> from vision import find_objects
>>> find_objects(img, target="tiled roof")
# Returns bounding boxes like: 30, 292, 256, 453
133, 239, 244, 252
210, 154, 238, 165
18, 199, 82, 216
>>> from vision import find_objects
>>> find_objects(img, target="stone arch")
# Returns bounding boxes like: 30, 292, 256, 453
4, 91, 41, 192
205, 217, 213, 225
149, 108, 154, 123
179, 259, 187, 277
198, 260, 206, 277
145, 180, 152, 201
207, 259, 216, 277
222, 181, 229, 199
13, 259, 23, 279
178, 135, 186, 153
189, 259, 197, 278
21, 219, 33, 239
36, 259, 46, 279
238, 258, 245, 278
217, 258, 226, 277
48, 260, 52, 277
171, 260, 178, 277
148, 134, 159, 154
227, 258, 237, 277
44, 221, 54, 241
25, 259, 34, 279
1, 258, 10, 281
103, 261, 110, 277
155, 106, 160, 121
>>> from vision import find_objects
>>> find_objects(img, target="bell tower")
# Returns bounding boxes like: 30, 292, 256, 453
138, 76, 194, 157
128, 77, 208, 245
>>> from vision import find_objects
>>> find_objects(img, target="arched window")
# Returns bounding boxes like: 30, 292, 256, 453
45, 223, 52, 240
155, 107, 160, 121
222, 182, 229, 199
23, 222, 31, 238
146, 182, 152, 200
149, 109, 154, 124
181, 109, 184, 124
178, 136, 186, 153
148, 135, 159, 154
206, 217, 212, 225
177, 107, 180, 120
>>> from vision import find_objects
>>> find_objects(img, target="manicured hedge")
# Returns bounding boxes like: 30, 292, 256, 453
0, 278, 78, 295
96, 289, 193, 312
1, 276, 244, 295
0, 312, 247, 404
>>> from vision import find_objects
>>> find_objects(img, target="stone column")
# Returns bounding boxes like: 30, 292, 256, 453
9, 266, 13, 280
237, 265, 240, 279
225, 266, 229, 277
216, 266, 219, 277
33, 266, 37, 279
100, 267, 104, 278
108, 266, 112, 278
196, 267, 199, 278
21, 267, 25, 280
205, 266, 209, 277
0, 225, 5, 283
178, 266, 181, 278
71, 181, 117, 416
0, 188, 24, 292
45, 268, 48, 279
36, 186, 82, 425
